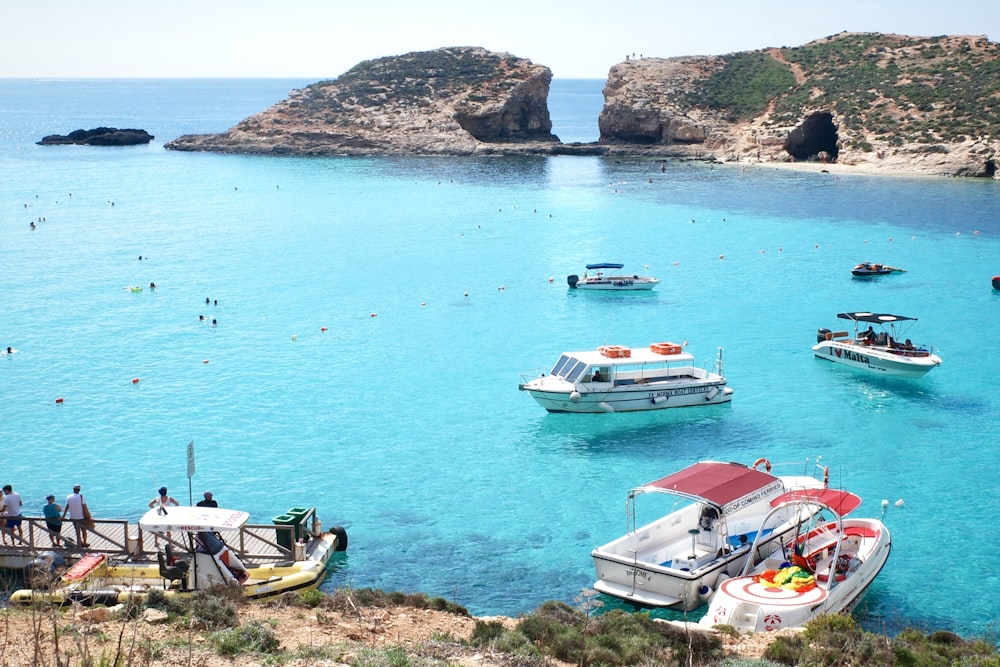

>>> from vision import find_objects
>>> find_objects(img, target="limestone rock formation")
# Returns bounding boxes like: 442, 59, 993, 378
166, 47, 560, 156
38, 127, 154, 146
597, 33, 1000, 178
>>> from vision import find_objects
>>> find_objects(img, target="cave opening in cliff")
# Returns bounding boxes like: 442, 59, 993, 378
784, 111, 839, 162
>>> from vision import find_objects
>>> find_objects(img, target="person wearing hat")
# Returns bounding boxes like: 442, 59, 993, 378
196, 491, 218, 508
43, 494, 63, 546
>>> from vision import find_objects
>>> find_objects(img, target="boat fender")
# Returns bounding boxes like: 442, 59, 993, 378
752, 458, 772, 473
706, 387, 719, 400
569, 391, 582, 402
697, 584, 713, 603
598, 401, 614, 413
651, 395, 667, 404
567, 274, 579, 288
332, 525, 349, 552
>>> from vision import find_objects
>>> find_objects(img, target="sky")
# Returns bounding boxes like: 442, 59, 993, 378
3, 0, 999, 80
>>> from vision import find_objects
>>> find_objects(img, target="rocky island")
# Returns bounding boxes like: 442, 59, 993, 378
38, 127, 154, 146
166, 34, 1000, 178
166, 47, 569, 156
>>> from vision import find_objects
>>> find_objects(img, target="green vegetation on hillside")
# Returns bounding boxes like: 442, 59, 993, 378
673, 33, 998, 147
775, 33, 1000, 144
689, 52, 796, 120
306, 48, 521, 109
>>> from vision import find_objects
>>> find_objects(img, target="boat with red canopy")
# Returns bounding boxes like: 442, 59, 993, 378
591, 458, 829, 610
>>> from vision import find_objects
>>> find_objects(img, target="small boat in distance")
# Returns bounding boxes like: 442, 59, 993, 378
567, 263, 659, 290
518, 342, 731, 413
851, 262, 905, 277
591, 458, 831, 611
992, 275, 1000, 290
699, 488, 891, 632
813, 312, 941, 378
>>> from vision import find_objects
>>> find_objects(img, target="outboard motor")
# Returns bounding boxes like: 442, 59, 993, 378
816, 328, 832, 343
567, 274, 579, 288
26, 551, 67, 589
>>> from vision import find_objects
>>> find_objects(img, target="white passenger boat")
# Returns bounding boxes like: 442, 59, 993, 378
518, 342, 731, 413
567, 263, 659, 290
11, 505, 347, 605
813, 312, 941, 378
700, 488, 891, 632
591, 459, 829, 611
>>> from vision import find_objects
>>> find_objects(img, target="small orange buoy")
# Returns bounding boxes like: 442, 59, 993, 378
131, 378, 140, 384
55, 397, 64, 403
320, 327, 328, 332
370, 312, 377, 318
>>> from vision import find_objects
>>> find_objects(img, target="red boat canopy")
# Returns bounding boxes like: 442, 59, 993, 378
630, 461, 784, 516
769, 488, 862, 516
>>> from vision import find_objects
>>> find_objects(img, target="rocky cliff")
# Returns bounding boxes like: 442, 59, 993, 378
166, 36, 1000, 178
598, 33, 1000, 177
166, 47, 561, 156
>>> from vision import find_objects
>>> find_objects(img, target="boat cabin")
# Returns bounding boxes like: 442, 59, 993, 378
547, 347, 697, 387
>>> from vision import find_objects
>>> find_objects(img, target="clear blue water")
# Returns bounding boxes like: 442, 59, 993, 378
1, 79, 998, 641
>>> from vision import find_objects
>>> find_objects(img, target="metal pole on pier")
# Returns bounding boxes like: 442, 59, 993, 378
186, 440, 195, 505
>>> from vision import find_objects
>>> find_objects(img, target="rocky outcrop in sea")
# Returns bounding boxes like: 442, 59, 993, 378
38, 128, 154, 146
166, 47, 565, 156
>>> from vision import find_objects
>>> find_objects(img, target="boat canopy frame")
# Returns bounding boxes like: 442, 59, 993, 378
585, 263, 625, 270
836, 312, 917, 325
737, 489, 863, 588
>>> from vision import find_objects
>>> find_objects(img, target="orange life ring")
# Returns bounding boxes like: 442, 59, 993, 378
752, 457, 772, 473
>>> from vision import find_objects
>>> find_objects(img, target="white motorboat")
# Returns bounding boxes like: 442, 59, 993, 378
700, 488, 891, 632
567, 263, 659, 290
813, 312, 941, 378
591, 459, 830, 610
518, 342, 731, 413
11, 505, 347, 605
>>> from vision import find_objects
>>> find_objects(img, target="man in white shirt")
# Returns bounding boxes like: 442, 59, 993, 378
2, 484, 23, 542
62, 484, 89, 547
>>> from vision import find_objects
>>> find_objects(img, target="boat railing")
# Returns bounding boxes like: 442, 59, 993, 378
0, 511, 320, 566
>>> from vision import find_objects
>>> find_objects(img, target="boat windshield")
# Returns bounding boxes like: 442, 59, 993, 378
550, 355, 587, 381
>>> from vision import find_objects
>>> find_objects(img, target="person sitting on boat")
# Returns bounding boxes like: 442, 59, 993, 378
903, 339, 915, 350
863, 326, 875, 341
591, 370, 603, 382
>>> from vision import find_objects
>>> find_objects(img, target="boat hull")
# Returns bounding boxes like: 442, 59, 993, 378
812, 341, 940, 377
522, 382, 731, 413
572, 279, 658, 291
592, 523, 799, 610
10, 533, 338, 606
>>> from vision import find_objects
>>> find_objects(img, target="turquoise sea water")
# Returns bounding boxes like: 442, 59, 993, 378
1, 79, 998, 641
